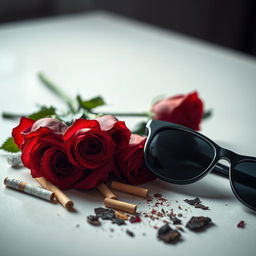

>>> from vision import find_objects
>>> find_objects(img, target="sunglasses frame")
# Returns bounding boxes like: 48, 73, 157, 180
144, 120, 256, 211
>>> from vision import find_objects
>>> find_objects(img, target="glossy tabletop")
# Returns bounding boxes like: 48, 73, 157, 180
0, 11, 256, 256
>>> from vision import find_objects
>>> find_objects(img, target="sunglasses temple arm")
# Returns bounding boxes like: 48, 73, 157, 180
212, 162, 229, 177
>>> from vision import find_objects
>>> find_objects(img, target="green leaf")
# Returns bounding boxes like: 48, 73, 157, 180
132, 121, 147, 136
0, 137, 20, 153
76, 95, 105, 110
28, 106, 57, 121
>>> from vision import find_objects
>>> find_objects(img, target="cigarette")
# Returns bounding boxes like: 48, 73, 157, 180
4, 177, 55, 202
115, 210, 129, 220
97, 183, 117, 199
104, 198, 137, 214
7, 153, 23, 167
111, 181, 149, 198
35, 177, 74, 210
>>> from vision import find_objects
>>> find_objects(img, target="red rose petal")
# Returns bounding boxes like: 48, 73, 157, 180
63, 119, 100, 141
12, 117, 35, 148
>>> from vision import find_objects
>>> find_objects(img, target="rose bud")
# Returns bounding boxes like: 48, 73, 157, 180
64, 119, 115, 169
115, 134, 156, 185
96, 115, 131, 151
151, 91, 203, 130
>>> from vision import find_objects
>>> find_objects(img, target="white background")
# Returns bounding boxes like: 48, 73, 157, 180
0, 11, 256, 256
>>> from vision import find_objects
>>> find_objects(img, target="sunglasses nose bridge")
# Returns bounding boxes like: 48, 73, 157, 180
219, 148, 237, 163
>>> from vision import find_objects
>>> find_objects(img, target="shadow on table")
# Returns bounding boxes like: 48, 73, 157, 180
147, 176, 235, 200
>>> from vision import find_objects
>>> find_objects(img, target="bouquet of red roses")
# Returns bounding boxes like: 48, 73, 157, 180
1, 73, 207, 190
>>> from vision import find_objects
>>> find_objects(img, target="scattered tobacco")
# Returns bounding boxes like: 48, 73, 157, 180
126, 230, 135, 237
157, 224, 181, 243
94, 207, 115, 220
87, 194, 216, 244
186, 216, 212, 231
184, 198, 201, 206
112, 217, 126, 225
154, 193, 162, 198
87, 215, 101, 226
169, 215, 182, 225
129, 215, 141, 223
176, 226, 185, 232
237, 220, 246, 228
184, 198, 209, 210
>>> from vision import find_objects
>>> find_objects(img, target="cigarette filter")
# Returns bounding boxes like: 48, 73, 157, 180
97, 183, 117, 199
111, 181, 149, 198
104, 198, 137, 214
35, 177, 74, 209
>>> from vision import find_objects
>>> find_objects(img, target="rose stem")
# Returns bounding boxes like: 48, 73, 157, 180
38, 72, 76, 113
2, 112, 24, 120
92, 112, 150, 117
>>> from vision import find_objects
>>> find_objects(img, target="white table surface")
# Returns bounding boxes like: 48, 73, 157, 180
0, 11, 256, 256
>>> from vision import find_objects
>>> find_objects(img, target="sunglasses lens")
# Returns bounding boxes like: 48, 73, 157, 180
232, 161, 256, 209
146, 129, 215, 182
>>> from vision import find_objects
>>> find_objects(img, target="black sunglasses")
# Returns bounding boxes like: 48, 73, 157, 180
144, 120, 256, 211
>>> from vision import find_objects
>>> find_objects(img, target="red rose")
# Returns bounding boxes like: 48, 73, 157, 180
12, 118, 82, 189
95, 115, 131, 151
74, 160, 117, 190
115, 134, 156, 185
63, 119, 115, 169
151, 91, 203, 130
12, 117, 67, 148
29, 135, 83, 189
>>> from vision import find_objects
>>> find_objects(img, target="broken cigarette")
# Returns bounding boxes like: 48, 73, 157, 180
104, 198, 137, 214
7, 153, 22, 167
115, 210, 129, 220
4, 177, 55, 202
97, 183, 117, 199
35, 177, 74, 210
111, 181, 149, 198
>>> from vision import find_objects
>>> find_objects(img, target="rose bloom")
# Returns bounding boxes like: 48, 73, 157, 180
151, 91, 203, 130
115, 134, 156, 185
12, 117, 83, 189
96, 115, 131, 151
74, 160, 117, 190
64, 118, 115, 169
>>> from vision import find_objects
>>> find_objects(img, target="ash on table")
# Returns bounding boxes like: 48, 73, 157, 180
184, 197, 209, 210
87, 215, 101, 226
86, 194, 215, 244
157, 223, 181, 244
186, 216, 212, 231
94, 207, 126, 226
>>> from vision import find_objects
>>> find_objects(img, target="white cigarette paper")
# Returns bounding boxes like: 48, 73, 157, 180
7, 153, 23, 167
35, 177, 74, 209
4, 177, 55, 201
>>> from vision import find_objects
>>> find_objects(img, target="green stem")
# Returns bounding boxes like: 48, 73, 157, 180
93, 112, 150, 118
38, 72, 76, 113
2, 112, 23, 120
